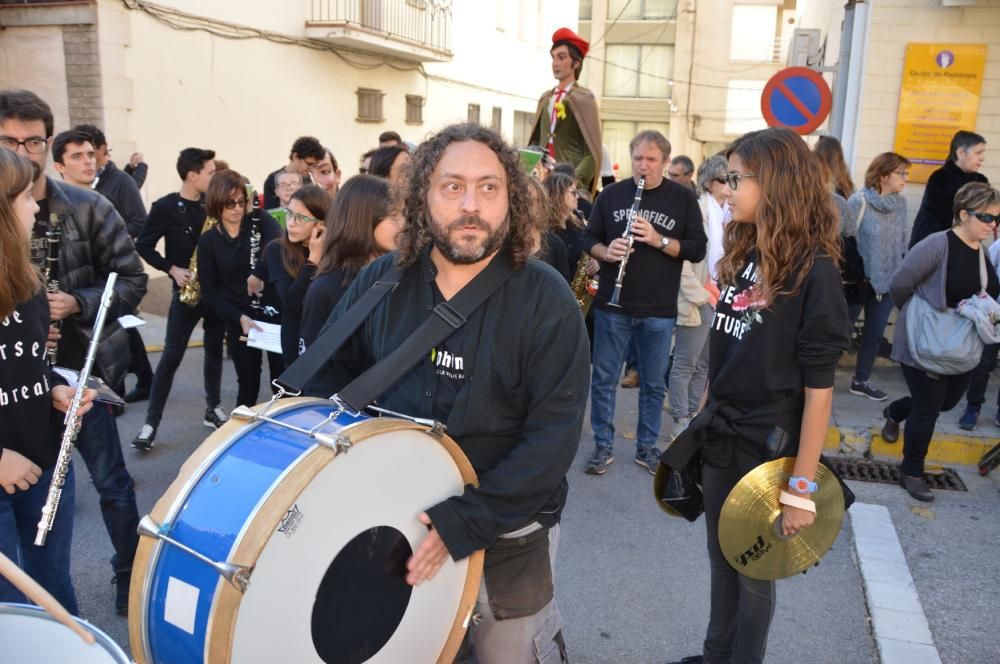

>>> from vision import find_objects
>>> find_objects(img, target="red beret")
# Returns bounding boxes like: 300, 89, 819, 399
552, 27, 589, 60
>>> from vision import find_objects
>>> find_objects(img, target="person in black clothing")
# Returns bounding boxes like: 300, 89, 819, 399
368, 144, 412, 188
262, 136, 325, 210
882, 183, 1000, 501
909, 130, 988, 248
73, 123, 154, 402
198, 169, 282, 408
525, 176, 571, 280
124, 151, 147, 189
581, 130, 707, 476
306, 124, 588, 662
132, 148, 226, 450
1, 89, 147, 616
250, 184, 330, 365
298, 175, 402, 352
543, 170, 592, 275
665, 128, 850, 664
0, 148, 96, 615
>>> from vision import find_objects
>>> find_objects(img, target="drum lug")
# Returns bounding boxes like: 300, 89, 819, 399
427, 421, 447, 439
313, 432, 354, 455
137, 516, 254, 593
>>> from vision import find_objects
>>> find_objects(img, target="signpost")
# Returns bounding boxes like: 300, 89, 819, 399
893, 43, 987, 183
760, 67, 833, 135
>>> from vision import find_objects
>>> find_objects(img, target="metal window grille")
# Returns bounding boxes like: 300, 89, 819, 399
357, 88, 384, 122
405, 95, 424, 124
467, 103, 481, 124
491, 107, 502, 132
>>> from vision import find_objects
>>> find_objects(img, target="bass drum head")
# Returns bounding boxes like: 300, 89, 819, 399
222, 421, 479, 663
0, 603, 131, 664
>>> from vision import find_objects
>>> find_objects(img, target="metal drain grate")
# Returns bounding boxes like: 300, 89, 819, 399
826, 456, 968, 492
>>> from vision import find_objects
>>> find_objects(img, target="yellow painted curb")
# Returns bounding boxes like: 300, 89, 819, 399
827, 425, 995, 465
144, 340, 205, 354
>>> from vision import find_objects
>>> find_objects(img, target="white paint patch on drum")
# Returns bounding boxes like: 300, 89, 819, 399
164, 576, 200, 635
0, 603, 130, 663
230, 426, 471, 663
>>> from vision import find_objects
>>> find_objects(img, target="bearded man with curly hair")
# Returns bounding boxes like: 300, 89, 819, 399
306, 123, 589, 662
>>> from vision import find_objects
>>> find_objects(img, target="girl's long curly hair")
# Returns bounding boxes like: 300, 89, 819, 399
717, 127, 841, 306
396, 123, 534, 270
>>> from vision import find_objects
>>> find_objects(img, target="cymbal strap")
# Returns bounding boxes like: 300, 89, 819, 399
778, 491, 816, 513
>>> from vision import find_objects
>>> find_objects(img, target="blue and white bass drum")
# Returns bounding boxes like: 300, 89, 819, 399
129, 397, 483, 663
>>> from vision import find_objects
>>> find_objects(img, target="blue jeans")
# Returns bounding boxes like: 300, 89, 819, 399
852, 292, 894, 383
74, 403, 139, 573
0, 464, 78, 614
590, 308, 675, 451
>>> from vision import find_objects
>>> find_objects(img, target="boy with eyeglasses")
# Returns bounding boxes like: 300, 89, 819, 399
133, 147, 229, 451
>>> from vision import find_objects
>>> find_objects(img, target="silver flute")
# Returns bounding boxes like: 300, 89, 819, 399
607, 177, 645, 308
35, 273, 118, 546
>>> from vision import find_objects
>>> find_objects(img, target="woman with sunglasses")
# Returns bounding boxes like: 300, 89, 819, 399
881, 182, 1000, 501
249, 185, 331, 366
0, 149, 95, 614
845, 152, 912, 403
666, 128, 849, 664
299, 175, 404, 352
197, 169, 282, 408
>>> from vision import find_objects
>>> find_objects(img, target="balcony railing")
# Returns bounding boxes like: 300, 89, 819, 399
307, 0, 452, 62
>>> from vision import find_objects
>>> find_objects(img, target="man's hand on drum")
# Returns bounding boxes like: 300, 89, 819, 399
405, 512, 449, 586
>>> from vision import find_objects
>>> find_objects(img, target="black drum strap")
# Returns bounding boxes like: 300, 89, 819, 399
335, 252, 515, 413
276, 265, 403, 394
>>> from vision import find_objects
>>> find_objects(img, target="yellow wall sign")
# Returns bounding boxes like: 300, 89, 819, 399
893, 43, 987, 184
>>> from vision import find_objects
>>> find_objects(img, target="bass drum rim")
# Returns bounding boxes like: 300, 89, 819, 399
129, 397, 483, 664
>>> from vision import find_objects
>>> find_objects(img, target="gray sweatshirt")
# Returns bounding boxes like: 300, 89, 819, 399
889, 231, 952, 369
847, 188, 908, 294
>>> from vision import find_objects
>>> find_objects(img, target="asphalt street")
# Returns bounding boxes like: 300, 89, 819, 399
63, 328, 999, 663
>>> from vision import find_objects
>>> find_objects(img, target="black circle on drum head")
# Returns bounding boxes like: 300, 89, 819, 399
311, 525, 414, 663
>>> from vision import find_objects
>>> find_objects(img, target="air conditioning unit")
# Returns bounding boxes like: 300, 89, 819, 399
787, 29, 821, 67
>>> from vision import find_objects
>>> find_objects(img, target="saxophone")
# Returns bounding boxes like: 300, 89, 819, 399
178, 216, 218, 307
36, 273, 118, 546
43, 213, 62, 366
568, 209, 598, 314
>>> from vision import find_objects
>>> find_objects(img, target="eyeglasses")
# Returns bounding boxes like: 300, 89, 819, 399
276, 182, 301, 191
726, 172, 757, 190
968, 210, 1000, 226
359, 167, 369, 175
0, 136, 48, 154
712, 177, 728, 186
893, 170, 910, 178
284, 208, 320, 224
223, 198, 247, 210
668, 171, 691, 179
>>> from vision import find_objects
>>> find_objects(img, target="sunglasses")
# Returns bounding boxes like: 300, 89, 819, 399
712, 177, 728, 186
968, 210, 1000, 226
726, 172, 757, 190
284, 208, 320, 224
223, 198, 247, 210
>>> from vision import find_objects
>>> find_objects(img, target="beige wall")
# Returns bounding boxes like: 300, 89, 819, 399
0, 25, 71, 138
92, 0, 574, 201
854, 0, 1000, 218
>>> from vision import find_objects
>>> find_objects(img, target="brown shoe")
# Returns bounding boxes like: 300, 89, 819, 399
881, 408, 900, 443
899, 473, 934, 502
621, 368, 639, 388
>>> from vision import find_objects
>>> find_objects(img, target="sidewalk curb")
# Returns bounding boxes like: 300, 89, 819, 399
825, 425, 993, 465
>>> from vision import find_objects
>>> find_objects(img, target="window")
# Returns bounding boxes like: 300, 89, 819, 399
492, 107, 502, 133
468, 104, 481, 124
580, 0, 593, 20
405, 95, 424, 125
603, 121, 671, 180
608, 0, 677, 20
356, 88, 384, 122
724, 79, 767, 136
730, 4, 778, 62
603, 44, 674, 98
513, 110, 535, 147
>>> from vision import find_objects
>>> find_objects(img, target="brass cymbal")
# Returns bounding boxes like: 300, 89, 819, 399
718, 457, 845, 581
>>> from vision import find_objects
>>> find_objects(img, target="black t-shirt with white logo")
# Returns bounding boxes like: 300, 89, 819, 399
430, 283, 466, 423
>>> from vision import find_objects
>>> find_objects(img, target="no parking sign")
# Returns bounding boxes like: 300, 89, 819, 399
760, 67, 832, 135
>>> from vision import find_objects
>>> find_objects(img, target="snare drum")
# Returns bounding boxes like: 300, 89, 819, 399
129, 397, 483, 664
0, 603, 130, 663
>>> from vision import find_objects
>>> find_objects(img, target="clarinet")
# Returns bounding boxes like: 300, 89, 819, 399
43, 213, 62, 366
35, 273, 118, 546
607, 177, 646, 308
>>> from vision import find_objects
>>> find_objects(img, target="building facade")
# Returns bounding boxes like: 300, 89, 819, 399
0, 0, 577, 201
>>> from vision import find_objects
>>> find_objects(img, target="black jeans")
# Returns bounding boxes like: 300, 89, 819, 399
964, 343, 1000, 410
74, 403, 139, 573
227, 320, 284, 408
126, 327, 153, 385
702, 444, 775, 664
886, 364, 971, 477
145, 294, 225, 428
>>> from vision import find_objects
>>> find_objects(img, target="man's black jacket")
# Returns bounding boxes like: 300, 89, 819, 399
910, 160, 989, 248
45, 177, 148, 387
95, 160, 146, 239
306, 247, 591, 560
